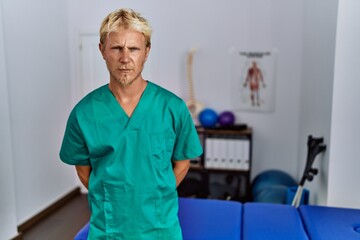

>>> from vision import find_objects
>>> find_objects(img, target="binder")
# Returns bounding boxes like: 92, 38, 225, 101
242, 139, 250, 170
226, 139, 236, 170
205, 138, 214, 169
218, 138, 228, 169
211, 138, 221, 169
234, 139, 243, 170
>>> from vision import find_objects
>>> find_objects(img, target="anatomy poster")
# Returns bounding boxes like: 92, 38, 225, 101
231, 50, 277, 112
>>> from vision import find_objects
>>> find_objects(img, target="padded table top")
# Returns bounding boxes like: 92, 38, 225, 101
178, 198, 242, 240
299, 205, 360, 240
242, 203, 309, 240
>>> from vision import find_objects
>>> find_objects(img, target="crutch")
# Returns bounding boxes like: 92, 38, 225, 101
292, 135, 326, 208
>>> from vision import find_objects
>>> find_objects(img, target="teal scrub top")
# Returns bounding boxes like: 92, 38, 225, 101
60, 81, 203, 240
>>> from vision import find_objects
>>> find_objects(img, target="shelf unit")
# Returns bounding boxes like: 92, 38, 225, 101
178, 126, 253, 202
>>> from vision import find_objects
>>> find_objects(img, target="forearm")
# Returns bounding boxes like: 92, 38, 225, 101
172, 160, 190, 187
75, 165, 92, 189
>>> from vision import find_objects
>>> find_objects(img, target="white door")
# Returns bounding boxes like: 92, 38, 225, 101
79, 33, 108, 96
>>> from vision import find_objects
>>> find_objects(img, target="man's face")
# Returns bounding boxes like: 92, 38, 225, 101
100, 28, 150, 88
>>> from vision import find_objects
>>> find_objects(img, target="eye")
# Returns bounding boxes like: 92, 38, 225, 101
129, 47, 140, 52
111, 47, 122, 51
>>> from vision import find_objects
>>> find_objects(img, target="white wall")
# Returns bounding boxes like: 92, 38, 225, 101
298, 0, 360, 208
0, 1, 18, 239
1, 0, 78, 225
67, 0, 304, 180
327, 0, 360, 208
298, 0, 338, 205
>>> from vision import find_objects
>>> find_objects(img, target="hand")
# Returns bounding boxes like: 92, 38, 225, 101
75, 165, 92, 189
172, 160, 190, 187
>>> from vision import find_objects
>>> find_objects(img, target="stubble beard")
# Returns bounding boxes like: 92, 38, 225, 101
109, 63, 145, 88
117, 67, 144, 88
118, 74, 135, 87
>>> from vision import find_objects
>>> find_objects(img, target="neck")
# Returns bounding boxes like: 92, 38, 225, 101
109, 79, 147, 103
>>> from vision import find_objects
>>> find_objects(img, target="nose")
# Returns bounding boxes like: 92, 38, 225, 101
120, 49, 130, 63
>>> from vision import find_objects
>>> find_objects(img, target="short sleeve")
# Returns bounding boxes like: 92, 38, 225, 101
172, 101, 203, 161
59, 110, 90, 166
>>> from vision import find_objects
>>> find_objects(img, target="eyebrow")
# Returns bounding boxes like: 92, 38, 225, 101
110, 44, 141, 49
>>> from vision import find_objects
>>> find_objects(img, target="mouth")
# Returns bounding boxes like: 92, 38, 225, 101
119, 66, 132, 70
119, 69, 132, 73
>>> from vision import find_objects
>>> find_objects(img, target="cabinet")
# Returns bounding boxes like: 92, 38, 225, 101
178, 126, 252, 202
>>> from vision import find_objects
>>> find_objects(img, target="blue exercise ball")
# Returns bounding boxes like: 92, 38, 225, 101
199, 108, 218, 127
252, 170, 297, 198
218, 111, 236, 126
253, 185, 289, 204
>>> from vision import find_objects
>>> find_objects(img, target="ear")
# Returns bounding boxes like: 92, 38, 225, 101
99, 43, 105, 59
145, 46, 151, 61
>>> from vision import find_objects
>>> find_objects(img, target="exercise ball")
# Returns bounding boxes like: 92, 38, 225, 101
218, 111, 236, 126
253, 185, 289, 204
199, 108, 218, 127
252, 170, 297, 203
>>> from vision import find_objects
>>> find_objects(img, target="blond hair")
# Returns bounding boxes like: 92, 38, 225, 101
99, 8, 152, 48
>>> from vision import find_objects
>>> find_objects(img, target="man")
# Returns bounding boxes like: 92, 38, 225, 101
60, 8, 202, 239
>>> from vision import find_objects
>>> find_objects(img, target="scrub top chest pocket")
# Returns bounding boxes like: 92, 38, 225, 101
150, 130, 176, 170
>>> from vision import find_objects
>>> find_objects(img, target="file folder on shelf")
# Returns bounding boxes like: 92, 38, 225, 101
242, 140, 250, 170
205, 138, 214, 169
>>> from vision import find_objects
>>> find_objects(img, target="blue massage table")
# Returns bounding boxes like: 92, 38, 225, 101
75, 198, 360, 240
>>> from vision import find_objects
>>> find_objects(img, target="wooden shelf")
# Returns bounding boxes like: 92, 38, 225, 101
196, 126, 252, 136
179, 126, 253, 202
